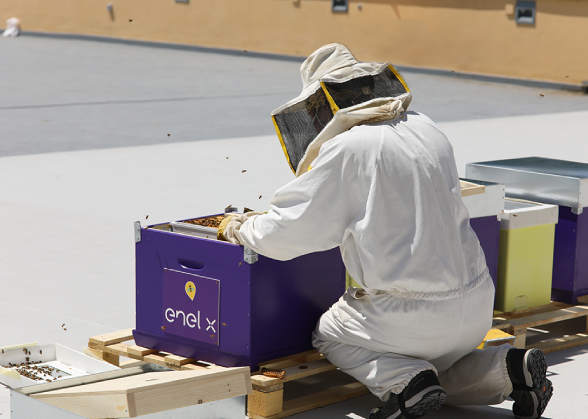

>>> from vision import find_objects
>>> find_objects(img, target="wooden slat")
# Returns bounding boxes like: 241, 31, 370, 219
251, 359, 337, 387
143, 353, 168, 368
83, 346, 120, 367
248, 381, 369, 419
164, 354, 197, 368
88, 328, 134, 349
33, 367, 252, 418
257, 350, 323, 370
248, 389, 284, 417
460, 180, 485, 197
508, 306, 588, 330
103, 342, 130, 357
497, 302, 572, 320
126, 345, 158, 359
529, 334, 588, 354
119, 359, 147, 369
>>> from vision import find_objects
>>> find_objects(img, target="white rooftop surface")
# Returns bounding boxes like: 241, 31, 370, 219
1, 35, 588, 418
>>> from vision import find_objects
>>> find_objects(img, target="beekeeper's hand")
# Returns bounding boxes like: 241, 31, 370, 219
217, 212, 263, 244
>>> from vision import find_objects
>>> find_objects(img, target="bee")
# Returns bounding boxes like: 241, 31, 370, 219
1, 349, 3, 354
167, 134, 171, 137
128, 19, 133, 22
540, 94, 545, 97
145, 215, 149, 219
161, 326, 166, 331
39, 350, 42, 354
259, 195, 262, 199
61, 324, 65, 327
238, 261, 242, 267
222, 322, 227, 327
244, 50, 248, 52
242, 170, 247, 173
226, 157, 229, 159
565, 75, 569, 78
63, 328, 67, 331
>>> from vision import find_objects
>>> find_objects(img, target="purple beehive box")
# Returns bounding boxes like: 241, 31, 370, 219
460, 179, 505, 288
466, 157, 588, 304
133, 214, 346, 370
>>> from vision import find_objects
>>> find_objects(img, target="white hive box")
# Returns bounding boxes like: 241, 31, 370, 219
0, 343, 119, 389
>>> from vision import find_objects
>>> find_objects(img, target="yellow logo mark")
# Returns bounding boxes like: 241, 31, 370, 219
185, 281, 196, 301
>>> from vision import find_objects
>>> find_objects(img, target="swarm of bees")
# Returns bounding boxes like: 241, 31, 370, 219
183, 215, 225, 228
1, 361, 61, 382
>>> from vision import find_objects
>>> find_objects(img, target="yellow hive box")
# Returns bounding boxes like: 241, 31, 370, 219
495, 199, 559, 312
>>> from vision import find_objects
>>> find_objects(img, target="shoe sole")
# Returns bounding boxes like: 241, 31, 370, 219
523, 349, 547, 388
404, 386, 447, 418
519, 349, 553, 419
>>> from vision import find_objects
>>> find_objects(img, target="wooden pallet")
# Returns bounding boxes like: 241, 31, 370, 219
86, 331, 369, 419
492, 299, 588, 353
86, 329, 226, 371
248, 350, 369, 419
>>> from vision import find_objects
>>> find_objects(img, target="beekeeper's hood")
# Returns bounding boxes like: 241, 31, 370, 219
272, 43, 412, 176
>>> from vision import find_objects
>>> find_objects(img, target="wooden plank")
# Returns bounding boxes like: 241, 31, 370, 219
103, 342, 130, 357
132, 370, 251, 417
509, 306, 588, 330
164, 354, 197, 368
83, 347, 106, 362
257, 350, 324, 370
251, 359, 337, 387
496, 302, 568, 320
33, 367, 251, 418
249, 381, 369, 419
142, 353, 168, 368
180, 363, 208, 371
529, 334, 588, 354
126, 345, 158, 359
252, 383, 284, 393
83, 346, 120, 366
460, 180, 485, 197
119, 359, 147, 369
88, 329, 134, 349
30, 393, 131, 418
247, 389, 284, 417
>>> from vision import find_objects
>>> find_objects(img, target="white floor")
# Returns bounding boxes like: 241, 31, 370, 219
2, 35, 588, 419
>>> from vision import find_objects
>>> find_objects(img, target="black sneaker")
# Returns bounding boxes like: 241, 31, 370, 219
369, 370, 446, 419
506, 348, 553, 419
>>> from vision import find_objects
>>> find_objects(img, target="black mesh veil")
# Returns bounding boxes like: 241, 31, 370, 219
273, 65, 409, 174
323, 67, 407, 110
273, 88, 334, 174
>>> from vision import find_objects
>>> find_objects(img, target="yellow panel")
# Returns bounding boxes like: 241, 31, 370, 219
345, 272, 362, 289
494, 224, 556, 312
476, 329, 515, 350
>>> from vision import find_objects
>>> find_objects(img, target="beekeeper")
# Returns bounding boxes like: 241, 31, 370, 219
218, 44, 552, 419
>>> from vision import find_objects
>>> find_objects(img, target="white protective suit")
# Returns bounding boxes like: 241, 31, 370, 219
230, 44, 514, 406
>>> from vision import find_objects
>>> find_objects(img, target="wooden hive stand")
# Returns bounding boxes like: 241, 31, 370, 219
248, 350, 369, 419
492, 298, 588, 353
86, 331, 370, 419
86, 329, 224, 371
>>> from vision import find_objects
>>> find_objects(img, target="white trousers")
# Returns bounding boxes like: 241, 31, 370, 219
312, 274, 513, 404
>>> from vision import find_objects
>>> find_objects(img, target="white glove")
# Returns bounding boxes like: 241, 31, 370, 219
217, 212, 263, 244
